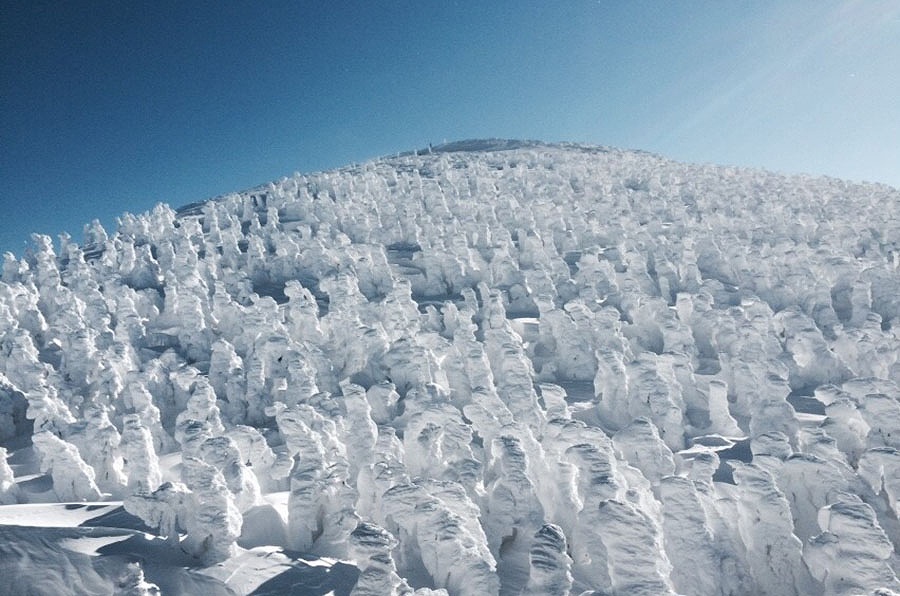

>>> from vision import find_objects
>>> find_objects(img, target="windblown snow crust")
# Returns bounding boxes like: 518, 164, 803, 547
2, 141, 900, 595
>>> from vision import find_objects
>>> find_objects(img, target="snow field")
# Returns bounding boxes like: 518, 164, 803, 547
1, 141, 900, 594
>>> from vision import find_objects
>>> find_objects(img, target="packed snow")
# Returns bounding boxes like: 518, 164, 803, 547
1, 140, 900, 595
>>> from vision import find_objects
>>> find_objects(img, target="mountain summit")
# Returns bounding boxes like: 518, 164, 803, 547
2, 142, 900, 595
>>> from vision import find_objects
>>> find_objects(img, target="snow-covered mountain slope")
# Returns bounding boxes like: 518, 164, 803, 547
2, 140, 900, 595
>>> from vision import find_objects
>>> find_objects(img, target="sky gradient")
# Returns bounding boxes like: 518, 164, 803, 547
2, 1, 899, 255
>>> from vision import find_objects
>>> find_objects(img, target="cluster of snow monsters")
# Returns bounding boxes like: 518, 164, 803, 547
2, 140, 900, 595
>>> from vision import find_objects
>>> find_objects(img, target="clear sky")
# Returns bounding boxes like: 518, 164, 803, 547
2, 1, 899, 256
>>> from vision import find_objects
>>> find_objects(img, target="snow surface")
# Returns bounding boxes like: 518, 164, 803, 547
2, 140, 900, 594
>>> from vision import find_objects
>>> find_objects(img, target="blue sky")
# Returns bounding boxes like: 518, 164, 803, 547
2, 1, 899, 255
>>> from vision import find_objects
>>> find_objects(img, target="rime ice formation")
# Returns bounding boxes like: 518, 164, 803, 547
0, 447, 18, 504
348, 521, 412, 596
2, 139, 900, 594
180, 456, 243, 563
522, 523, 574, 596
113, 563, 161, 596
120, 413, 162, 493
32, 430, 103, 501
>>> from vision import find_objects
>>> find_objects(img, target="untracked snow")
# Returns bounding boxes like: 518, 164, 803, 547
1, 140, 900, 595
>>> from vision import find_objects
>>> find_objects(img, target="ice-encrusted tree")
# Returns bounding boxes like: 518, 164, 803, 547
198, 435, 262, 512
120, 413, 162, 494
380, 481, 499, 596
348, 521, 412, 596
521, 523, 573, 596
483, 435, 544, 558
0, 446, 20, 505
67, 406, 126, 493
732, 461, 818, 595
125, 481, 192, 548
113, 562, 161, 596
805, 496, 900, 595
32, 431, 102, 501
180, 456, 243, 563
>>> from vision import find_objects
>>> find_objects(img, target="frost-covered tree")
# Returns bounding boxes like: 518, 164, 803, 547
68, 406, 126, 493
125, 481, 192, 547
0, 446, 20, 505
32, 431, 102, 501
120, 414, 162, 494
180, 457, 243, 563
521, 524, 573, 596
199, 435, 261, 512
